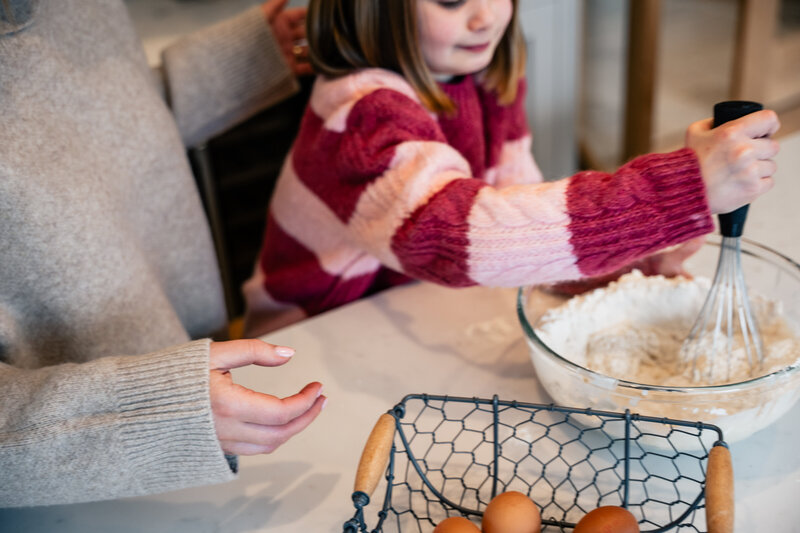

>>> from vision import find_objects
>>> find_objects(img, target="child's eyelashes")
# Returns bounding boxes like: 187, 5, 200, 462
436, 0, 467, 9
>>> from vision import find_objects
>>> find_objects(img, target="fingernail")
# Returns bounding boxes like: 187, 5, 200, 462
275, 346, 295, 357
316, 385, 324, 397
321, 397, 328, 410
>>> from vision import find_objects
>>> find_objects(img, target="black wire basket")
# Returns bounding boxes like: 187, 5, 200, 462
343, 394, 733, 533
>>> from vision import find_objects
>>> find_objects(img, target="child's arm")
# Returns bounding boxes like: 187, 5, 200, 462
293, 83, 713, 289
543, 110, 781, 294
388, 147, 712, 287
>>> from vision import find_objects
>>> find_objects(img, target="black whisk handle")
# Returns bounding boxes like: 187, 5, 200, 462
713, 100, 763, 128
713, 100, 763, 237
718, 205, 749, 237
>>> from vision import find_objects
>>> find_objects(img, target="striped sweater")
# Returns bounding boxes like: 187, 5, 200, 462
243, 68, 713, 335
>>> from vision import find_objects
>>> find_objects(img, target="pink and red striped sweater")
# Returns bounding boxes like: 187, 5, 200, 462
243, 69, 713, 335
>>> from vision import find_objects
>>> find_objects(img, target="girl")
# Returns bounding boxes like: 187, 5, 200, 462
243, 0, 780, 336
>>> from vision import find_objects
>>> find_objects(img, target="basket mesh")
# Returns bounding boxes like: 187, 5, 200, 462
345, 395, 723, 533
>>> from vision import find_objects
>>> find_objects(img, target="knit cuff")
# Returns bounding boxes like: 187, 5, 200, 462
633, 147, 713, 238
114, 339, 235, 495
162, 6, 300, 146
569, 147, 714, 277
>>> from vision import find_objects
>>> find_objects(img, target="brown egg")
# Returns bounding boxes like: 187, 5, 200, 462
573, 506, 640, 533
481, 491, 541, 533
434, 516, 481, 533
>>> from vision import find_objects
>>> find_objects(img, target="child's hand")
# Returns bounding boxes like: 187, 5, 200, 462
638, 236, 705, 279
209, 339, 325, 455
261, 0, 312, 77
686, 110, 780, 214
544, 237, 706, 296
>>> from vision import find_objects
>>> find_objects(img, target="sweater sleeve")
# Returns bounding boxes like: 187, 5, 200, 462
461, 148, 713, 286
479, 78, 545, 188
293, 87, 713, 289
0, 339, 234, 507
159, 6, 299, 147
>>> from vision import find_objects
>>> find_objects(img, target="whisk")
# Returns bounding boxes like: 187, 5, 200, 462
680, 101, 765, 384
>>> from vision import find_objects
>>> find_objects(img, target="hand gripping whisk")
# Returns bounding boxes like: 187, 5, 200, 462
680, 101, 765, 383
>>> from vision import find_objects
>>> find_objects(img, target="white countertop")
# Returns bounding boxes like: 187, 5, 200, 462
2, 134, 799, 531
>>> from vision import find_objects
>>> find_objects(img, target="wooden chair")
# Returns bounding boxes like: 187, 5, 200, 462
622, 0, 800, 163
190, 76, 314, 323
732, 0, 800, 133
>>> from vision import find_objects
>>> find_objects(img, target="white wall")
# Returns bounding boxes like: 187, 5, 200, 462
518, 0, 581, 180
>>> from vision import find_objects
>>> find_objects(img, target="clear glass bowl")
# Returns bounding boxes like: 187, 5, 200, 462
517, 236, 800, 442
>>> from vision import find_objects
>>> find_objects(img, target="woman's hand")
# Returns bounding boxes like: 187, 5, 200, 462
686, 110, 780, 214
209, 339, 325, 455
262, 0, 312, 76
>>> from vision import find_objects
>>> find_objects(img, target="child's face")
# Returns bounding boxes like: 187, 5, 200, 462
416, 0, 513, 81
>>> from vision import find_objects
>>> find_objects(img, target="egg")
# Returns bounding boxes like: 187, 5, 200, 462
481, 491, 541, 533
573, 506, 640, 533
434, 516, 481, 533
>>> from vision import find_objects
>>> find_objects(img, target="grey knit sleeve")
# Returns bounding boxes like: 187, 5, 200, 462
0, 339, 234, 507
160, 6, 300, 147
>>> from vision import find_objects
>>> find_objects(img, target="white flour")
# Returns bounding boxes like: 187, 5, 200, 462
536, 271, 800, 387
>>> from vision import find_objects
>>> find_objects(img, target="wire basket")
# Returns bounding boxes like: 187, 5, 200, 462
343, 394, 733, 533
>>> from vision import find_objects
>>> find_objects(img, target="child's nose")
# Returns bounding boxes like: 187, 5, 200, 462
467, 0, 495, 32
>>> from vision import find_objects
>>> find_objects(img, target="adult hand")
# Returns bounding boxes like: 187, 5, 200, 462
686, 110, 780, 214
262, 0, 313, 76
209, 339, 325, 455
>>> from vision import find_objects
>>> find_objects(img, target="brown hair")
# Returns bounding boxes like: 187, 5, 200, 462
307, 0, 526, 113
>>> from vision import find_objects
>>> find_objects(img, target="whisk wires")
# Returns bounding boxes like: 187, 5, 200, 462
681, 237, 764, 383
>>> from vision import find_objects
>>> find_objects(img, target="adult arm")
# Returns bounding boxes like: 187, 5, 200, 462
158, 2, 302, 147
0, 340, 232, 507
0, 338, 325, 508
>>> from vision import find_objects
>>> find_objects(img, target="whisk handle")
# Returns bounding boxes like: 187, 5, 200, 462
713, 100, 763, 237
712, 100, 763, 128
718, 205, 749, 238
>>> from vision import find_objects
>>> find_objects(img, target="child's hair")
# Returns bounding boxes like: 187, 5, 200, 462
307, 0, 526, 113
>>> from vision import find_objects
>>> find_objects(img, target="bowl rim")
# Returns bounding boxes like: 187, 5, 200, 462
516, 236, 800, 393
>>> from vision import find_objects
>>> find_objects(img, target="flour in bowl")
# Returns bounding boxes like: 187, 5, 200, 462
536, 271, 800, 386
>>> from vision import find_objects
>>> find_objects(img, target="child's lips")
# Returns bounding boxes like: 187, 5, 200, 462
459, 42, 490, 53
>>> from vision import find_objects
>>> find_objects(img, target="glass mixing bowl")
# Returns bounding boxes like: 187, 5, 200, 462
517, 236, 800, 442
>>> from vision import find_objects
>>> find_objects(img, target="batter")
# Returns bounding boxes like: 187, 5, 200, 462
536, 271, 800, 387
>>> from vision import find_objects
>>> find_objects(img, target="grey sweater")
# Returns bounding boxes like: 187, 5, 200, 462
0, 0, 299, 507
